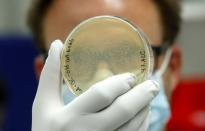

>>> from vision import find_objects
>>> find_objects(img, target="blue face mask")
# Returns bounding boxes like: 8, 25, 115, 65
148, 48, 172, 131
62, 84, 75, 104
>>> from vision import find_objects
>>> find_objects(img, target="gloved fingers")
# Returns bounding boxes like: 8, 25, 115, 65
97, 80, 159, 130
35, 40, 64, 111
138, 111, 151, 131
65, 73, 136, 113
115, 106, 149, 131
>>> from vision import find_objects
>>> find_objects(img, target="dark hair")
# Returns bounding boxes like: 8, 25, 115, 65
27, 0, 181, 53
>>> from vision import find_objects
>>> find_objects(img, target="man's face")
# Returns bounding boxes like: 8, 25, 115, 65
40, 0, 178, 100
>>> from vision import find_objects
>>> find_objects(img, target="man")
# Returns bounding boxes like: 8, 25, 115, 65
28, 0, 182, 130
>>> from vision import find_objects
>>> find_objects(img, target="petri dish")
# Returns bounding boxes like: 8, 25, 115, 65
61, 16, 154, 96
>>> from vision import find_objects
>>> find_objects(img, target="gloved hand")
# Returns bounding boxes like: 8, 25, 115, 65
32, 40, 160, 131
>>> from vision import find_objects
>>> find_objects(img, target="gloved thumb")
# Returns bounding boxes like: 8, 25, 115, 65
34, 40, 64, 112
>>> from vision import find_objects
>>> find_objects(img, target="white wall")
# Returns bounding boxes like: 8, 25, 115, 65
179, 0, 205, 76
179, 20, 205, 76
0, 0, 31, 34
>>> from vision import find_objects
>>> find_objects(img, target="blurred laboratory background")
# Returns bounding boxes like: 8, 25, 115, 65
0, 0, 205, 131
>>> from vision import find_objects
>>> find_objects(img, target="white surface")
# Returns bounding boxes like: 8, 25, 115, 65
178, 20, 205, 76
0, 0, 31, 34
182, 0, 205, 21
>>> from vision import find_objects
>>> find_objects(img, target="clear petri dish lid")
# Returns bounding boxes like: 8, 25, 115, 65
61, 15, 154, 96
